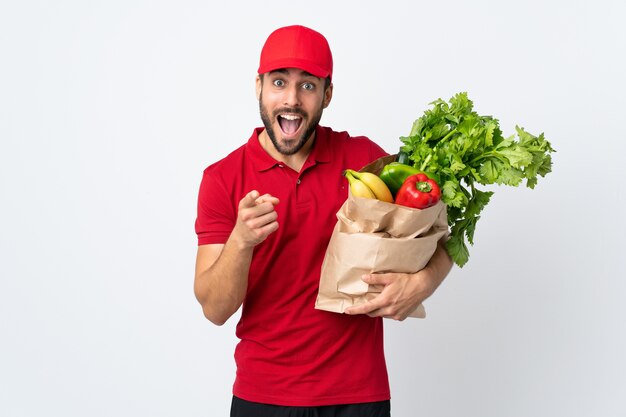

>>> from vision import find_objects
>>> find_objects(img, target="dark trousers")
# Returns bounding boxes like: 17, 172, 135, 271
230, 396, 391, 417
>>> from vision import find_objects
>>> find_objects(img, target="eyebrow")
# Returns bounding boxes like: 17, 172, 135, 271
269, 69, 317, 79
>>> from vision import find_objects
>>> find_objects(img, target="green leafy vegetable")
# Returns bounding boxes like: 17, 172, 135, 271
400, 92, 555, 267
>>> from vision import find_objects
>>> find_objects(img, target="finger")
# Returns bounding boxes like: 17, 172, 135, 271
244, 216, 279, 241
344, 299, 384, 316
258, 218, 279, 235
255, 194, 280, 206
239, 196, 279, 228
239, 190, 261, 209
363, 305, 405, 320
361, 273, 391, 286
246, 210, 279, 230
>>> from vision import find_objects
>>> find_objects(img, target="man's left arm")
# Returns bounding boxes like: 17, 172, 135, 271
344, 239, 453, 321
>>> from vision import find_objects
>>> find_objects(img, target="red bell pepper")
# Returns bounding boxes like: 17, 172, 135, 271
395, 173, 441, 209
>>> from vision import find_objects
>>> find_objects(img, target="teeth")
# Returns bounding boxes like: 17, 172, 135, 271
280, 114, 301, 120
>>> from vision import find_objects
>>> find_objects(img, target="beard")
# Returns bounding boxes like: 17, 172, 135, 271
259, 92, 324, 156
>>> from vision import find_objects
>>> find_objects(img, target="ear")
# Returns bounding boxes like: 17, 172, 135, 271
255, 75, 262, 100
322, 83, 333, 109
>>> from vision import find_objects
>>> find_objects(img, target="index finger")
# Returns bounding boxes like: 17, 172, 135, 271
239, 190, 261, 209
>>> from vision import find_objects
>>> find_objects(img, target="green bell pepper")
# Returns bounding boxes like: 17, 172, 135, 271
379, 162, 441, 197
379, 162, 421, 196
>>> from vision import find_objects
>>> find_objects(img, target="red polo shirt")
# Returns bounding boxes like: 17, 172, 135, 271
195, 125, 389, 406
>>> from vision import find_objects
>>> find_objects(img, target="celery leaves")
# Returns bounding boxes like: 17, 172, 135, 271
400, 92, 555, 267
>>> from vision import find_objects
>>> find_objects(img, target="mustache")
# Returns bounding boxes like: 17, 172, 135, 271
273, 107, 307, 118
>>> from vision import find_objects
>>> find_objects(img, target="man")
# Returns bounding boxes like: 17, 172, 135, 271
194, 25, 453, 417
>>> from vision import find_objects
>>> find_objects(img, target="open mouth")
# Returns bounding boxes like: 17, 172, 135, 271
278, 114, 303, 136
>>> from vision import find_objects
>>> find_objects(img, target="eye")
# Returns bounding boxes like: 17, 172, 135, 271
273, 79, 285, 87
302, 82, 315, 91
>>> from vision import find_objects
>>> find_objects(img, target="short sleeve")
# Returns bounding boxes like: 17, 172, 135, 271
195, 168, 236, 245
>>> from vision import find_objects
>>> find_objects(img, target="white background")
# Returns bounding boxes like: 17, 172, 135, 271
1, 1, 625, 416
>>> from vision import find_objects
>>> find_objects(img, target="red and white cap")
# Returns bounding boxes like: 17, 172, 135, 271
258, 25, 333, 80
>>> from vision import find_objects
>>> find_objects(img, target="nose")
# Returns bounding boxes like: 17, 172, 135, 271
283, 84, 301, 107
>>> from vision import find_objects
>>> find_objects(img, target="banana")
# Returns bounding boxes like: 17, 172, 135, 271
345, 169, 394, 203
344, 170, 375, 199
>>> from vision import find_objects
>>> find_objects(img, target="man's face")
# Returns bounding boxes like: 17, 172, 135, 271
257, 68, 332, 156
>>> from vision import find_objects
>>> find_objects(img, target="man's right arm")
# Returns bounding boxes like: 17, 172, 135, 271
194, 190, 279, 326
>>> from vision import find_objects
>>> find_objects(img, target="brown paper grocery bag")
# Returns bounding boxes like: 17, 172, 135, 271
315, 155, 449, 318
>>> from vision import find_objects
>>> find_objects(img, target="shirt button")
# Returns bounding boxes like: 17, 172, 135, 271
278, 164, 284, 168
296, 179, 301, 185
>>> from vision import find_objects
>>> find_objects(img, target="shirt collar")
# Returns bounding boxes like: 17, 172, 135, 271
247, 125, 331, 172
